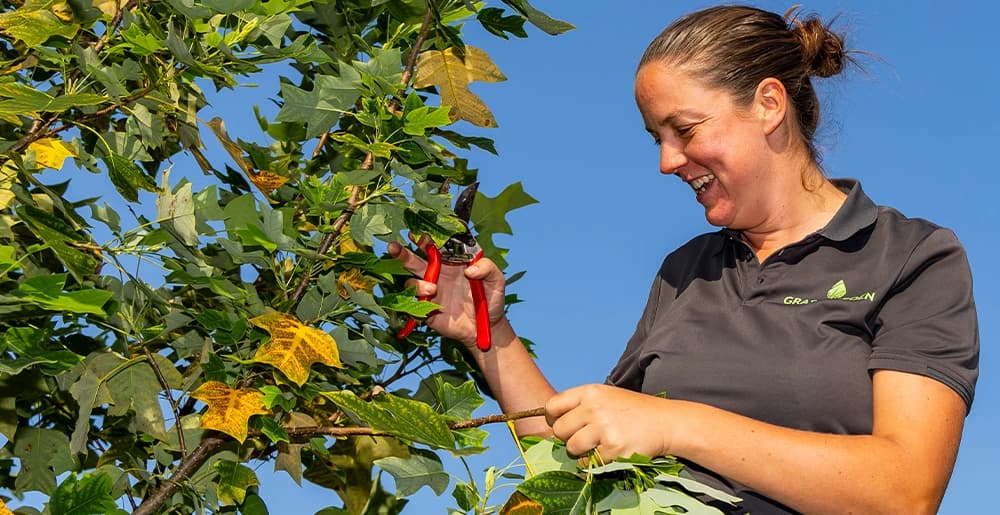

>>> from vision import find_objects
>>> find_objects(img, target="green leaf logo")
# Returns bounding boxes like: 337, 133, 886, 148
827, 279, 847, 299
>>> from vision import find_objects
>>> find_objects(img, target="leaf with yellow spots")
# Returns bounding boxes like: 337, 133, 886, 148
336, 268, 377, 299
191, 381, 269, 443
413, 47, 506, 128
27, 138, 76, 170
250, 312, 342, 386
0, 498, 12, 515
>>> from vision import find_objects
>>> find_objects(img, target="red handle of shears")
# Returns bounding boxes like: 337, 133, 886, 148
469, 250, 491, 351
396, 244, 441, 339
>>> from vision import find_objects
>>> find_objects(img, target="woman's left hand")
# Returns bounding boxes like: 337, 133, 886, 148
545, 383, 675, 460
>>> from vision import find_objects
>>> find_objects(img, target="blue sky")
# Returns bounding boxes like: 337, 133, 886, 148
242, 0, 998, 513
236, 1, 999, 513
8, 0, 996, 513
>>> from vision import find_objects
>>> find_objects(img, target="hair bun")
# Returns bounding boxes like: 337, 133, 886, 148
785, 7, 846, 78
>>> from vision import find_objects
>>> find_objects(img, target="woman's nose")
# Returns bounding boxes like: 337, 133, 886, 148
659, 143, 687, 175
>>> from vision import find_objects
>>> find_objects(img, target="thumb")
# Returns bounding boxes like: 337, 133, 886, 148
464, 257, 502, 282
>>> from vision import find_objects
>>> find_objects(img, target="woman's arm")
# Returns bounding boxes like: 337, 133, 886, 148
546, 370, 966, 514
389, 241, 556, 435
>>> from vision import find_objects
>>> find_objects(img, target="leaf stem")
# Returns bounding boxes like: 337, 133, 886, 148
143, 347, 187, 457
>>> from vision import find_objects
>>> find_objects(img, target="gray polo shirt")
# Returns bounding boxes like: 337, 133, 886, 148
606, 179, 979, 513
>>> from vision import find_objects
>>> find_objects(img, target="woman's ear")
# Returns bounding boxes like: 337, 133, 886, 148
756, 77, 788, 135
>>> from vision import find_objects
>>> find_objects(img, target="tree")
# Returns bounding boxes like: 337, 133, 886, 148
0, 1, 738, 513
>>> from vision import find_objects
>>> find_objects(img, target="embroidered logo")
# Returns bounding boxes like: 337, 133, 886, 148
784, 279, 875, 305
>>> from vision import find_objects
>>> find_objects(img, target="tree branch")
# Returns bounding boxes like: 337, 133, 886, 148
132, 433, 228, 515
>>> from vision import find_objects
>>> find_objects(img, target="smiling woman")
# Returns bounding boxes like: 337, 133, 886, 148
394, 4, 980, 514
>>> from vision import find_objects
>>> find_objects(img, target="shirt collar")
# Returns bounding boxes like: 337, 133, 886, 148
816, 178, 879, 241
713, 178, 878, 255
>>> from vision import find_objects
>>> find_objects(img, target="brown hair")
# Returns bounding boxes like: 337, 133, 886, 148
638, 5, 852, 161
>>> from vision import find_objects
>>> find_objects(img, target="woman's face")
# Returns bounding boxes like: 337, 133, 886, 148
635, 63, 774, 230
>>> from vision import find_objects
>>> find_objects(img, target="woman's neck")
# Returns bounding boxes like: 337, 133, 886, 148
741, 173, 847, 262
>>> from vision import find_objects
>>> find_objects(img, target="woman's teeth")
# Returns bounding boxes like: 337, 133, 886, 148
689, 173, 715, 194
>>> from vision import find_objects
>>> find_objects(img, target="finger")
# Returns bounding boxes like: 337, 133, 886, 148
404, 278, 438, 298
544, 388, 584, 426
464, 257, 502, 281
388, 242, 427, 276
563, 425, 602, 458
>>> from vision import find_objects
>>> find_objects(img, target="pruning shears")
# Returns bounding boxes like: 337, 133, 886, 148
396, 182, 492, 351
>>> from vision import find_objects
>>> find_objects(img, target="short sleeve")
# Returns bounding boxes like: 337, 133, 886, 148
868, 228, 979, 409
605, 261, 668, 391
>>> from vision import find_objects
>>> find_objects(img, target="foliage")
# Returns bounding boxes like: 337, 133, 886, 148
0, 0, 724, 513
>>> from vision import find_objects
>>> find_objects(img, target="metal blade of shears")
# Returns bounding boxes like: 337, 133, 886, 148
451, 182, 479, 246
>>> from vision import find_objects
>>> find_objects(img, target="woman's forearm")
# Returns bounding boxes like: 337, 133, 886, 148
473, 317, 556, 437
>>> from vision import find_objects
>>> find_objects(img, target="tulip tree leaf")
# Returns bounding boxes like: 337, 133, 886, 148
213, 460, 260, 505
249, 312, 343, 386
321, 390, 456, 450
276, 68, 363, 139
49, 472, 120, 515
500, 0, 574, 35
13, 428, 75, 494
374, 452, 449, 497
413, 47, 507, 128
191, 381, 270, 443
470, 182, 539, 269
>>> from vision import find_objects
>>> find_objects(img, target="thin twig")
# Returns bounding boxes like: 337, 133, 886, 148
143, 347, 187, 457
248, 407, 546, 440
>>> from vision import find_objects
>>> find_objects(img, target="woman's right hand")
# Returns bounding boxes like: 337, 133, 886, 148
388, 240, 508, 348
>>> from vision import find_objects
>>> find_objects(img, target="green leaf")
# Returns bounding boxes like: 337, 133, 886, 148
653, 473, 742, 505
203, 0, 256, 14
0, 8, 78, 47
643, 486, 727, 515
436, 380, 484, 420
276, 68, 363, 139
214, 460, 260, 505
404, 208, 465, 247
104, 152, 156, 203
477, 7, 529, 39
434, 129, 498, 155
516, 470, 587, 514
49, 472, 119, 515
470, 182, 538, 269
403, 106, 453, 136
380, 288, 440, 317
16, 205, 98, 282
0, 327, 82, 377
329, 326, 378, 369
13, 427, 75, 494
350, 203, 393, 246
321, 390, 456, 450
523, 438, 577, 475
157, 170, 199, 246
17, 274, 113, 315
500, 0, 574, 35
375, 452, 449, 497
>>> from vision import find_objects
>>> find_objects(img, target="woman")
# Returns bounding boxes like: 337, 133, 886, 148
390, 5, 978, 513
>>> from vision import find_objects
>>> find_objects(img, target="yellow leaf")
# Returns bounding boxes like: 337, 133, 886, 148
336, 268, 377, 299
413, 47, 507, 128
27, 138, 76, 170
191, 381, 269, 443
0, 498, 11, 515
250, 312, 342, 386
500, 491, 543, 515
0, 162, 16, 211
206, 117, 288, 200
92, 0, 119, 16
49, 1, 73, 22
247, 169, 289, 198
